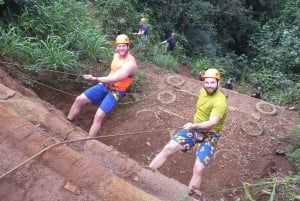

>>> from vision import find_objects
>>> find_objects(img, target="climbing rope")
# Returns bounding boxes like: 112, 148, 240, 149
0, 127, 179, 180
0, 62, 154, 104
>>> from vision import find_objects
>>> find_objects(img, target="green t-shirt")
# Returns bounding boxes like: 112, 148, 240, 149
193, 88, 228, 133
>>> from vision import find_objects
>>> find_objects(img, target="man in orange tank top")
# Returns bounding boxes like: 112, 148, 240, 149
67, 34, 138, 137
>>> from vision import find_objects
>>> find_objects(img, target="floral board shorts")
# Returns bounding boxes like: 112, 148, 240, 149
171, 129, 220, 166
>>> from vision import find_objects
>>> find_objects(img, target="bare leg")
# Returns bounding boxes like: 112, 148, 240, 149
149, 140, 183, 170
189, 158, 205, 191
88, 108, 106, 137
67, 94, 91, 121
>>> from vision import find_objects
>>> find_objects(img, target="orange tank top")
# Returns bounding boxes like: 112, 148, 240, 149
108, 53, 136, 91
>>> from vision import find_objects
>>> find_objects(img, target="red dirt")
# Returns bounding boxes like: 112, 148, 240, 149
0, 62, 298, 201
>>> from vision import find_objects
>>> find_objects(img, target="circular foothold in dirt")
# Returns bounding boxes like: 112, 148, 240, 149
166, 75, 185, 87
135, 109, 158, 119
157, 91, 176, 104
241, 120, 264, 136
255, 101, 277, 116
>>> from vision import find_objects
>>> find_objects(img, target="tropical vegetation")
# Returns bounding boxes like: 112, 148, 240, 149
0, 0, 299, 200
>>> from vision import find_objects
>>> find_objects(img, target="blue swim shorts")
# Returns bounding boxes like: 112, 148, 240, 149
83, 84, 125, 114
171, 129, 220, 166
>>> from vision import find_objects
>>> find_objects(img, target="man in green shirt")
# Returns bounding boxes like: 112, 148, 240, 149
148, 69, 228, 200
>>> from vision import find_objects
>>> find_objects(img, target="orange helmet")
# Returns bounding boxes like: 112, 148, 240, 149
203, 68, 221, 80
115, 34, 130, 45
140, 18, 146, 23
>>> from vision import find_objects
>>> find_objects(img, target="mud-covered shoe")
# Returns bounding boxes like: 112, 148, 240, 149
143, 166, 156, 172
67, 118, 74, 123
188, 187, 212, 201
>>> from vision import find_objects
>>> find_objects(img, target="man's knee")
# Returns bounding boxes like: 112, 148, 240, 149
94, 109, 106, 120
75, 94, 88, 105
193, 160, 205, 174
163, 141, 183, 154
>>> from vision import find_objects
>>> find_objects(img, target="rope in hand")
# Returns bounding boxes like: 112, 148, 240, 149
0, 127, 179, 180
41, 69, 157, 104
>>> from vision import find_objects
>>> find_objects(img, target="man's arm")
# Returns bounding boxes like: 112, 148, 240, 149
134, 30, 144, 35
134, 26, 145, 35
182, 116, 220, 130
84, 60, 138, 83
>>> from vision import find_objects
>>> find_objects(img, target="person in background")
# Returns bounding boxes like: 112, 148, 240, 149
251, 86, 261, 99
133, 17, 149, 47
198, 67, 208, 81
67, 34, 138, 137
148, 69, 228, 200
160, 32, 177, 53
224, 77, 233, 90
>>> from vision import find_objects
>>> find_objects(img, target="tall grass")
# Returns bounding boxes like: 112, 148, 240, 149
242, 176, 300, 201
153, 53, 179, 72
0, 0, 112, 74
0, 26, 36, 63
287, 124, 300, 173
25, 35, 78, 73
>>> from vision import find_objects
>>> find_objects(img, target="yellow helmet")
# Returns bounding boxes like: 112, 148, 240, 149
203, 68, 221, 80
115, 34, 130, 45
141, 18, 146, 23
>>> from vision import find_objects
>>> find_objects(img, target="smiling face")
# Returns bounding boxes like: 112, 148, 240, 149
203, 77, 219, 95
116, 43, 130, 56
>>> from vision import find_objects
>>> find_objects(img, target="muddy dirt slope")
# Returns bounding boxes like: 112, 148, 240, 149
0, 63, 298, 201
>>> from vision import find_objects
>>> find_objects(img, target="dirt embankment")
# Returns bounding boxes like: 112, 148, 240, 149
0, 64, 298, 201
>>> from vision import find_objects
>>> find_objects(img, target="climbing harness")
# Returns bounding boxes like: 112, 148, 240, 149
111, 90, 120, 101
193, 131, 214, 143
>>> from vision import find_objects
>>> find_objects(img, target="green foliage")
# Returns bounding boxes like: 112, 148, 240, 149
19, 0, 91, 37
129, 69, 148, 93
250, 20, 300, 73
19, 0, 112, 63
245, 0, 284, 24
243, 182, 254, 201
25, 35, 79, 73
0, 0, 112, 74
246, 0, 300, 105
95, 0, 138, 37
245, 68, 300, 105
169, 34, 192, 67
190, 57, 216, 75
287, 124, 300, 173
178, 1, 218, 58
153, 53, 178, 72
209, 0, 259, 55
249, 0, 300, 73
242, 176, 300, 201
72, 27, 112, 61
0, 1, 299, 200
0, 26, 36, 63
214, 53, 249, 83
